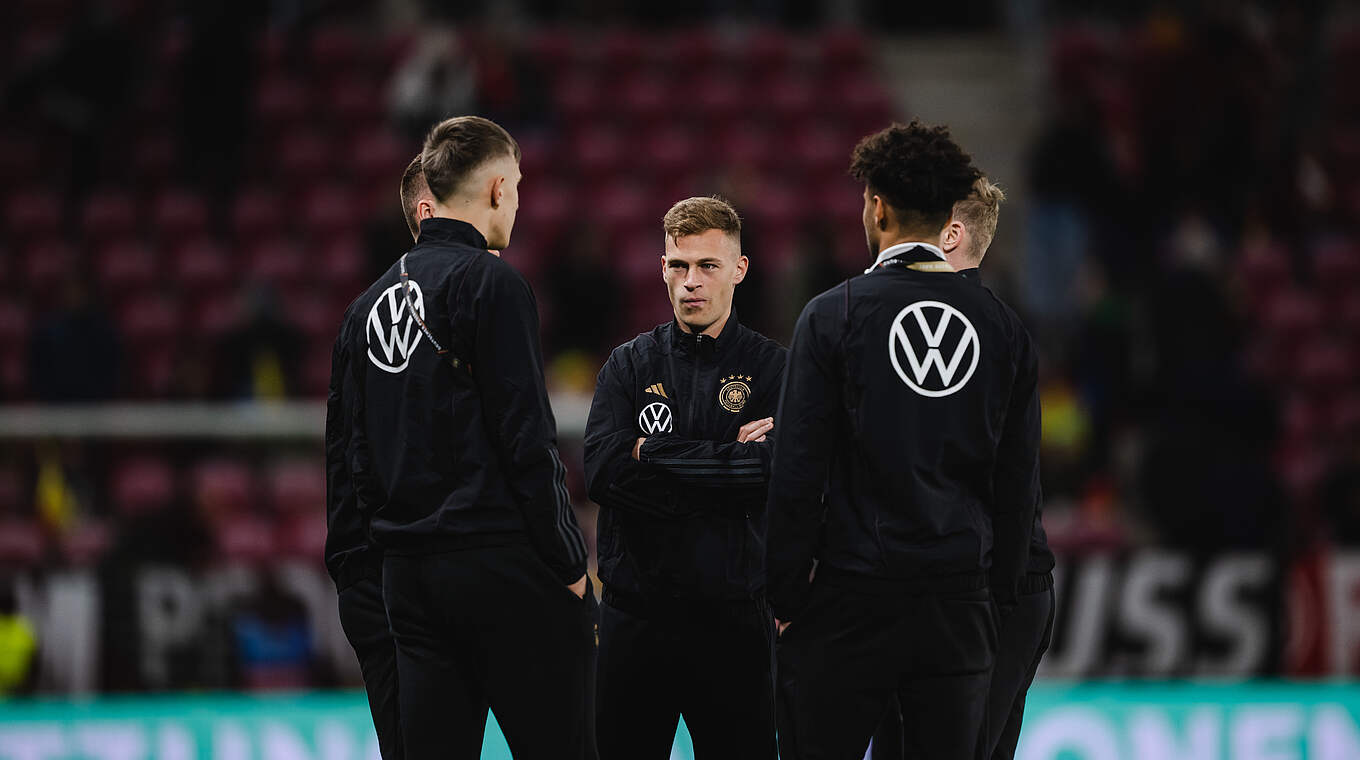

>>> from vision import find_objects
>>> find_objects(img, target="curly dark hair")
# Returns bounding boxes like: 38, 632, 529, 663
849, 119, 981, 232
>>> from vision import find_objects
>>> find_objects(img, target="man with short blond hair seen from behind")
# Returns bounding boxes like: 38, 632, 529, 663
330, 116, 594, 760
584, 196, 786, 758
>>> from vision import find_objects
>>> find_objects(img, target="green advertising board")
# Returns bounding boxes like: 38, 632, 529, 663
2, 683, 1359, 759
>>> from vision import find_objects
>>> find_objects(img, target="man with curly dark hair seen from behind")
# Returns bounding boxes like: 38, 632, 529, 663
766, 120, 1042, 759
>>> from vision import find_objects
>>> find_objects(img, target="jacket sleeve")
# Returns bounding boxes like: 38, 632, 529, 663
583, 351, 695, 518
636, 345, 788, 485
766, 298, 839, 622
324, 331, 355, 542
471, 261, 589, 583
989, 325, 1041, 608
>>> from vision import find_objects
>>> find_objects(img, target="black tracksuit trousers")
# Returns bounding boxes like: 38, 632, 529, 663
596, 590, 776, 760
383, 545, 597, 760
777, 574, 997, 760
338, 577, 403, 760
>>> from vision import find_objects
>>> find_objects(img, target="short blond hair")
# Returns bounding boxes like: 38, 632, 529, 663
662, 196, 742, 247
951, 177, 1005, 264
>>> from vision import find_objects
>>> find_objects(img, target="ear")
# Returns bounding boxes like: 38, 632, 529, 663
733, 255, 749, 285
941, 220, 965, 253
489, 174, 505, 209
660, 254, 670, 281
873, 195, 889, 231
417, 198, 435, 221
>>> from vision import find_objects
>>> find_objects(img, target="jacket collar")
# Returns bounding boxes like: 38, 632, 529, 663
416, 218, 489, 250
958, 267, 981, 282
864, 241, 948, 274
668, 309, 740, 358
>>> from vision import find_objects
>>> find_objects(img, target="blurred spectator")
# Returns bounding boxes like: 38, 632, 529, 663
0, 580, 38, 696
465, 23, 552, 133
27, 279, 122, 402
389, 27, 477, 143
213, 286, 304, 400
227, 571, 321, 691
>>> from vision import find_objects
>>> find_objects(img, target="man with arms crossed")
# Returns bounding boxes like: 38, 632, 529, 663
330, 116, 593, 759
584, 196, 786, 759
871, 177, 1055, 760
766, 121, 1041, 759
324, 154, 435, 760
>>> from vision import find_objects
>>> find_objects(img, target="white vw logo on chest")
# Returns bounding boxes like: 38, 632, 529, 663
638, 402, 673, 434
888, 300, 980, 397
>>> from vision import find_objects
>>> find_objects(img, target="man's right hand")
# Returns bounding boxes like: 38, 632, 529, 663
737, 417, 774, 443
568, 574, 589, 599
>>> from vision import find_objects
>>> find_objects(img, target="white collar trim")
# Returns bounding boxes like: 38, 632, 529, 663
864, 241, 947, 274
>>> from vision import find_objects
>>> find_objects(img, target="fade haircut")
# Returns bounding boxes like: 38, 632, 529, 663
952, 177, 1006, 265
399, 154, 428, 239
662, 196, 742, 250
420, 115, 521, 203
849, 119, 981, 233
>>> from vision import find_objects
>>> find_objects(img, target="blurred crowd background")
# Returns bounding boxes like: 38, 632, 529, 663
1, 0, 1358, 697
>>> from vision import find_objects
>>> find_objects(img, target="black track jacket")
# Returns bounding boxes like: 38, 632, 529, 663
324, 218, 588, 589
584, 314, 787, 601
766, 245, 1041, 621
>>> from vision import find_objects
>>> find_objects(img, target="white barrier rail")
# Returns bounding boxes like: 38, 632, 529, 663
0, 395, 596, 439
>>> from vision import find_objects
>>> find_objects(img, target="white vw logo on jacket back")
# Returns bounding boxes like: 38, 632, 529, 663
888, 300, 980, 397
367, 281, 425, 373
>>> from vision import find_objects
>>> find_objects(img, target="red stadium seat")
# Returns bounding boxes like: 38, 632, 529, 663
150, 190, 210, 244
1281, 393, 1322, 444
714, 125, 777, 172
192, 291, 241, 337
5, 191, 61, 242
762, 75, 817, 121
554, 75, 605, 127
1332, 392, 1360, 439
111, 457, 176, 516
568, 127, 630, 183
692, 75, 745, 122
1238, 238, 1292, 307
0, 299, 29, 348
231, 186, 285, 243
744, 28, 794, 74
641, 127, 701, 180
527, 28, 576, 73
789, 125, 849, 175
326, 76, 385, 128
600, 29, 646, 71
278, 512, 327, 560
299, 341, 333, 398
94, 239, 159, 293
22, 239, 76, 293
656, 29, 720, 71
817, 28, 872, 73
0, 135, 41, 191
619, 73, 670, 124
276, 131, 333, 179
517, 180, 575, 243
1294, 339, 1356, 391
81, 190, 139, 239
517, 131, 556, 180
309, 26, 366, 72
350, 128, 411, 183
216, 514, 278, 563
267, 459, 325, 514
1260, 290, 1323, 340
0, 519, 45, 568
745, 185, 802, 231
288, 293, 340, 341
171, 237, 234, 294
301, 185, 361, 234
315, 234, 364, 291
192, 458, 257, 518
245, 236, 307, 288
1337, 292, 1360, 336
1276, 443, 1329, 502
1314, 239, 1360, 297
117, 294, 182, 346
60, 520, 112, 566
254, 75, 310, 127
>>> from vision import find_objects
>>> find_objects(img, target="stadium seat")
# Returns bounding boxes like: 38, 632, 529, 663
1295, 339, 1356, 391
253, 75, 310, 127
315, 234, 365, 292
215, 514, 278, 563
762, 75, 817, 122
301, 185, 361, 235
1281, 393, 1322, 444
692, 75, 745, 122
22, 239, 76, 293
641, 126, 701, 180
656, 28, 719, 72
192, 291, 241, 337
349, 128, 411, 184
600, 29, 646, 71
81, 190, 140, 239
0, 134, 41, 191
326, 76, 385, 128
299, 341, 333, 398
120, 287, 183, 338
714, 125, 777, 172
171, 237, 234, 294
275, 131, 333, 180
150, 190, 210, 245
1314, 239, 1360, 297
742, 28, 794, 75
131, 133, 177, 182
110, 457, 176, 516
308, 26, 367, 72
0, 299, 29, 348
1260, 290, 1324, 339
817, 28, 872, 73
554, 75, 605, 128
0, 465, 23, 516
267, 460, 325, 514
61, 520, 112, 566
0, 519, 45, 568
288, 293, 340, 342
5, 191, 61, 243
244, 236, 307, 289
278, 512, 327, 560
619, 73, 670, 125
192, 458, 257, 519
94, 239, 159, 293
231, 186, 285, 243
